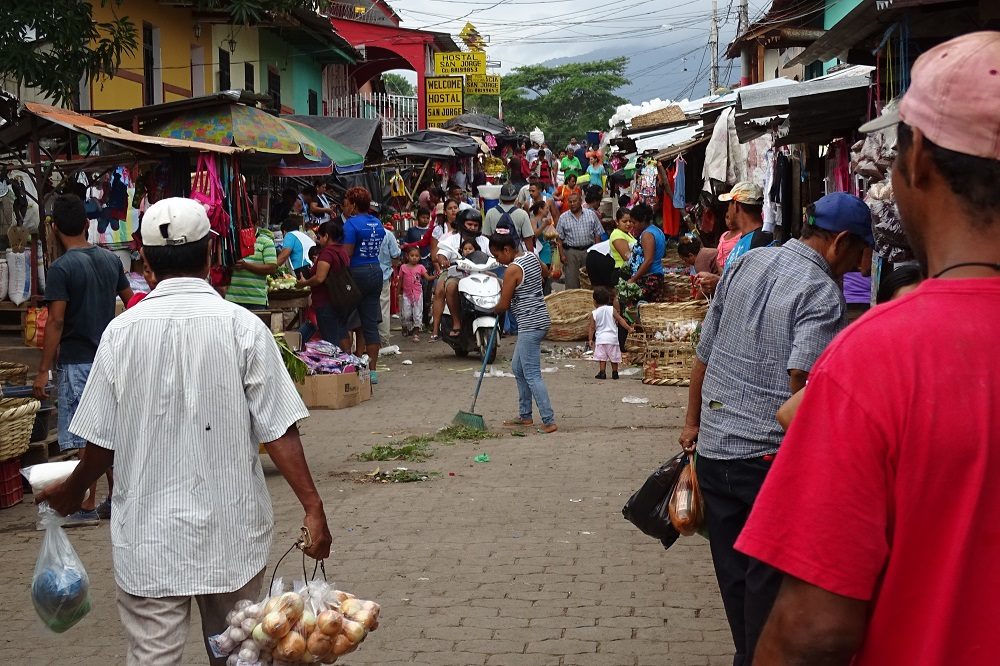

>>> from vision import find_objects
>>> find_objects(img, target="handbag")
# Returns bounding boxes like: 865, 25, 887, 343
323, 247, 362, 315
231, 159, 257, 259
622, 451, 684, 549
190, 154, 231, 236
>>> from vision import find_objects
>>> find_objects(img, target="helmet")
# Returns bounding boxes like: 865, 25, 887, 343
461, 209, 483, 227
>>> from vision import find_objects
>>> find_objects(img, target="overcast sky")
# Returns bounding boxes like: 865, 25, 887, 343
388, 0, 773, 101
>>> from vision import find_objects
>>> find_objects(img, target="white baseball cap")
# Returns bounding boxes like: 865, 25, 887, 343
141, 197, 211, 247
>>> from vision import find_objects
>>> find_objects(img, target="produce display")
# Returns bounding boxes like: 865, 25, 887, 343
267, 274, 301, 292
650, 320, 700, 343
211, 581, 380, 665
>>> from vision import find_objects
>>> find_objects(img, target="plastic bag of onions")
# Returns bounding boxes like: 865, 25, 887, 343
208, 578, 381, 665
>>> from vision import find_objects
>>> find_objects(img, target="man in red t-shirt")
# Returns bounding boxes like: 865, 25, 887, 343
737, 32, 1000, 665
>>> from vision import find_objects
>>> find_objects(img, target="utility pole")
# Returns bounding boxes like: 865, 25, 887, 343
709, 0, 719, 94
739, 0, 751, 86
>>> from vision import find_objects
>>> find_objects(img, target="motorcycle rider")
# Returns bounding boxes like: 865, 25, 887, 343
435, 209, 492, 339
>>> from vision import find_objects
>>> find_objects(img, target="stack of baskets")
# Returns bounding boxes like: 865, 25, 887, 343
578, 268, 592, 290
626, 301, 709, 386
544, 289, 595, 341
0, 362, 38, 508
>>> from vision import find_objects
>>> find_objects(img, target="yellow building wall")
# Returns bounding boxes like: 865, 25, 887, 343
211, 25, 261, 93
89, 0, 214, 110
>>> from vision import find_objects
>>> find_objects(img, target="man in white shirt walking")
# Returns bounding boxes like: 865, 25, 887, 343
40, 198, 332, 665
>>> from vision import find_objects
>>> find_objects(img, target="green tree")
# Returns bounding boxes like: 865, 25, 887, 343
0, 0, 320, 108
381, 72, 416, 97
494, 58, 630, 149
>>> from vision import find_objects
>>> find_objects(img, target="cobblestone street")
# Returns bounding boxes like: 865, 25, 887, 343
0, 335, 731, 665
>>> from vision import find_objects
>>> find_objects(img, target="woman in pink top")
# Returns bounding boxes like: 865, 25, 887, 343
716, 227, 742, 271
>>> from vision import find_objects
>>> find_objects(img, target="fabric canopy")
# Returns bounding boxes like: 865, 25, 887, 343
442, 113, 509, 135
276, 119, 364, 175
147, 104, 318, 156
382, 129, 481, 159
282, 115, 382, 164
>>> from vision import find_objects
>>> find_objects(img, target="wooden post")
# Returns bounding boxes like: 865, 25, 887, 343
407, 158, 431, 205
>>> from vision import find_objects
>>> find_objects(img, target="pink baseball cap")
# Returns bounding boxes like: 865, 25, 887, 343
859, 31, 1000, 160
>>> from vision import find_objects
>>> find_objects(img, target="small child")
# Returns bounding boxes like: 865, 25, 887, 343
399, 245, 437, 340
588, 286, 633, 379
460, 238, 479, 258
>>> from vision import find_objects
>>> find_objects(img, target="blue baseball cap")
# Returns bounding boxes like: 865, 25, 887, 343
810, 192, 874, 246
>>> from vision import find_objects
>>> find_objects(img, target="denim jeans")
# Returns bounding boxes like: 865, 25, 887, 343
349, 264, 384, 344
511, 328, 555, 425
57, 363, 92, 451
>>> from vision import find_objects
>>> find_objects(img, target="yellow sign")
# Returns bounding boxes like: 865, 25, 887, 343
465, 75, 500, 95
434, 51, 487, 75
459, 23, 486, 52
425, 76, 464, 127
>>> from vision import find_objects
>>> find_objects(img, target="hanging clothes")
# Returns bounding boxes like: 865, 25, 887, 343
672, 156, 686, 210
762, 148, 778, 233
662, 164, 681, 238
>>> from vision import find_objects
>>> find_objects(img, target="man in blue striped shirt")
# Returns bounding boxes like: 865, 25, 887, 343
678, 192, 873, 666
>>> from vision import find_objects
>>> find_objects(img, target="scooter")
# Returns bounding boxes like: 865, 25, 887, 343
440, 253, 502, 362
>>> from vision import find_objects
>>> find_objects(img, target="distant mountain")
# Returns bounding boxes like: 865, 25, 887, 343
540, 27, 739, 105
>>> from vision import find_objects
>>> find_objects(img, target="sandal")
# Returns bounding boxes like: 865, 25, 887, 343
411, 334, 421, 342
503, 418, 534, 427
429, 335, 440, 342
448, 329, 461, 338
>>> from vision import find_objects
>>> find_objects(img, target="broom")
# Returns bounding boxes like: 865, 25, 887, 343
453, 320, 501, 430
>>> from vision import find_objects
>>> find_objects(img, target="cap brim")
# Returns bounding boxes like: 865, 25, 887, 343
718, 192, 735, 202
859, 108, 899, 134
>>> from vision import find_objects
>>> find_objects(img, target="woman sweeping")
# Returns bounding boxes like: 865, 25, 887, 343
490, 233, 557, 434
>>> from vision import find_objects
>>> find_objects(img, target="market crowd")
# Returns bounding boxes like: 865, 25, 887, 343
22, 31, 1000, 666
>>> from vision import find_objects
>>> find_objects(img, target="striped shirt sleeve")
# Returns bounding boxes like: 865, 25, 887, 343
244, 322, 310, 444
69, 338, 119, 450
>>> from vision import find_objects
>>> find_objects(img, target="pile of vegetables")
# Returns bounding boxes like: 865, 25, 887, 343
267, 275, 301, 292
274, 334, 308, 384
651, 320, 701, 344
211, 582, 380, 665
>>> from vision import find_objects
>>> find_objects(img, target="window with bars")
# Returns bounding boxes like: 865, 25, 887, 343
308, 89, 319, 115
244, 62, 255, 92
142, 24, 155, 106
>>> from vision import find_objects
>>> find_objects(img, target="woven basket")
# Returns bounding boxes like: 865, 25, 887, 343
662, 246, 684, 269
578, 268, 592, 291
659, 273, 696, 302
625, 327, 651, 359
642, 341, 697, 386
0, 362, 28, 386
544, 289, 595, 341
0, 397, 40, 462
638, 300, 709, 331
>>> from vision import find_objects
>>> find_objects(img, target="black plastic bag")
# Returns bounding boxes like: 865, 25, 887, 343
622, 452, 684, 549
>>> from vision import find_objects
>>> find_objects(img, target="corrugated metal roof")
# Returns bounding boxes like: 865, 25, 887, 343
737, 74, 871, 119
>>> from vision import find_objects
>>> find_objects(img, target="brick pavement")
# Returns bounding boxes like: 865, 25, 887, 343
0, 335, 732, 665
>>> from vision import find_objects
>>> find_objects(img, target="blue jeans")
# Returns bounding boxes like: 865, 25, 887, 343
315, 304, 347, 346
57, 363, 92, 451
349, 264, 384, 344
511, 328, 555, 425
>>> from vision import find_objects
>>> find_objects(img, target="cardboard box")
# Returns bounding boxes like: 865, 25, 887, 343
296, 371, 372, 410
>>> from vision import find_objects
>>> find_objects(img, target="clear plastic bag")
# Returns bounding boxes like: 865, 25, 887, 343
31, 505, 92, 632
668, 454, 704, 537
208, 573, 381, 665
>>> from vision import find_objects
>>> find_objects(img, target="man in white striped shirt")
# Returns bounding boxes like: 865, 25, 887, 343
40, 198, 332, 665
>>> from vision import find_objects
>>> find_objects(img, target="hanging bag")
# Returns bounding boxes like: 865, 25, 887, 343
190, 154, 230, 235
231, 159, 256, 259
667, 453, 704, 536
323, 246, 362, 316
622, 451, 684, 549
